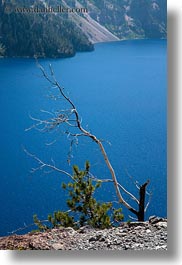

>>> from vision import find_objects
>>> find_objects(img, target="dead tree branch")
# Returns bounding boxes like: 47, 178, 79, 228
27, 63, 150, 221
23, 148, 75, 181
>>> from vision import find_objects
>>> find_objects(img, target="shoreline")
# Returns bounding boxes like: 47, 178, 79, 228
0, 38, 167, 60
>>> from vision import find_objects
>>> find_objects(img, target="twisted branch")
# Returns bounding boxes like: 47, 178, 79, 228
26, 63, 151, 220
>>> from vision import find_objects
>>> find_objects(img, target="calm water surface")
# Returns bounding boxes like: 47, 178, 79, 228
0, 40, 167, 236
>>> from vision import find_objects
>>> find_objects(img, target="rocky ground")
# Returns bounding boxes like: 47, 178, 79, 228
0, 216, 167, 250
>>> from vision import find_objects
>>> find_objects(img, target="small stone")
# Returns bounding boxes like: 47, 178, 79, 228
132, 236, 137, 242
155, 222, 167, 229
133, 226, 144, 230
52, 243, 64, 250
120, 233, 127, 237
155, 245, 163, 250
149, 216, 163, 224
89, 236, 97, 242
124, 244, 130, 250
99, 237, 106, 242
149, 215, 156, 222
78, 225, 93, 233
64, 227, 75, 234
134, 243, 141, 247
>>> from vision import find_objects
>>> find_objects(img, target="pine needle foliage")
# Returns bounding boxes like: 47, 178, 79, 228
34, 161, 124, 231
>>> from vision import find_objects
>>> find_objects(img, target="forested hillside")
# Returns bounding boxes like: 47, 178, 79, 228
80, 0, 167, 39
0, 0, 94, 58
0, 0, 167, 58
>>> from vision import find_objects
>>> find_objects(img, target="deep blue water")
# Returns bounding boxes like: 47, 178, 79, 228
0, 39, 167, 236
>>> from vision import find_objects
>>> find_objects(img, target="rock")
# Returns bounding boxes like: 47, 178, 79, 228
99, 236, 106, 242
88, 236, 97, 242
78, 225, 93, 234
124, 244, 130, 250
128, 222, 146, 227
149, 216, 164, 224
0, 217, 167, 250
52, 243, 64, 250
149, 215, 156, 221
116, 232, 127, 237
155, 245, 165, 250
155, 221, 167, 229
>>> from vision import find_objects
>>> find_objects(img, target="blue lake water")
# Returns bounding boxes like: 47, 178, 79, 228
0, 39, 167, 236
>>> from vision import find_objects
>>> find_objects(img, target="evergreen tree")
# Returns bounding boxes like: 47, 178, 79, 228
34, 161, 124, 231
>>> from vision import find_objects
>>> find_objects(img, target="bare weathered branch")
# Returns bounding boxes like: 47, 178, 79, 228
125, 169, 140, 190
8, 220, 49, 235
128, 215, 138, 221
117, 183, 139, 205
23, 147, 75, 181
89, 173, 139, 204
26, 63, 150, 221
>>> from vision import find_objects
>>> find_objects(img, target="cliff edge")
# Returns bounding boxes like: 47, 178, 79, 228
0, 216, 167, 250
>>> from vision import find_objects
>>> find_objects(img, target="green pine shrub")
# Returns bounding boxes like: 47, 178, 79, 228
34, 161, 124, 231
